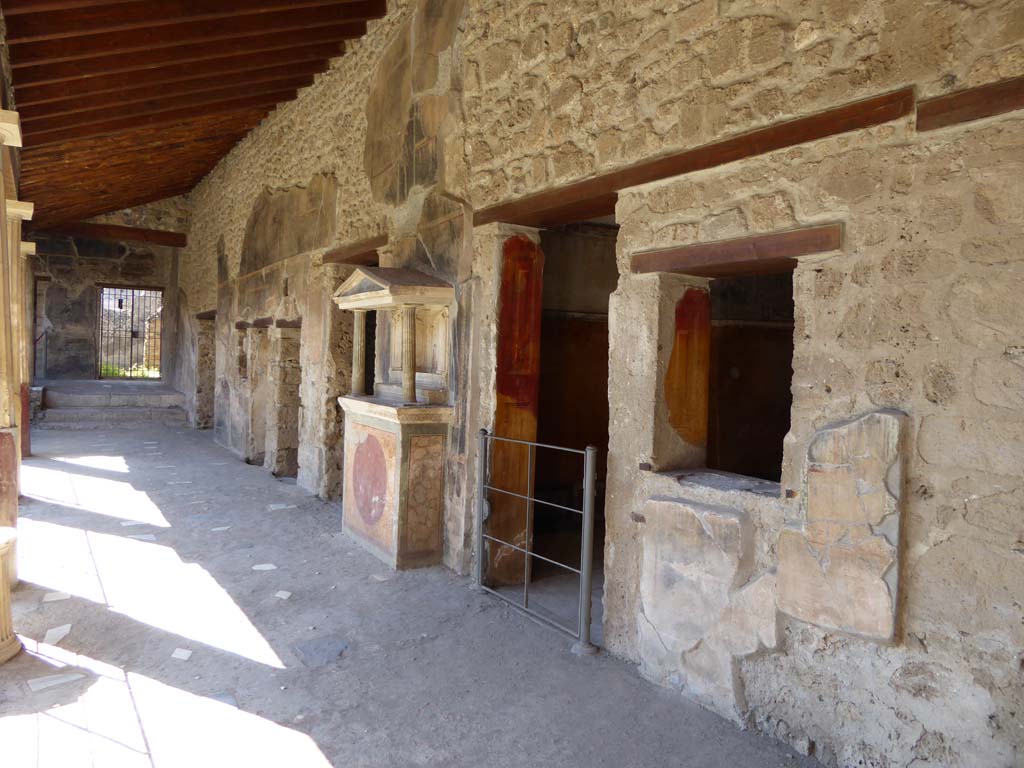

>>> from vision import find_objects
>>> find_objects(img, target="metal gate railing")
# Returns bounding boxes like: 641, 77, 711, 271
475, 429, 599, 655
98, 286, 163, 379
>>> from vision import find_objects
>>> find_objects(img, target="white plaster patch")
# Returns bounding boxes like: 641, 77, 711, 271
211, 526, 232, 532
252, 564, 277, 571
43, 624, 72, 646
267, 503, 297, 511
27, 672, 85, 692
127, 534, 157, 542
42, 592, 71, 603
275, 591, 292, 600
171, 648, 193, 661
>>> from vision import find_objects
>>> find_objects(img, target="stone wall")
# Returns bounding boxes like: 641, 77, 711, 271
169, 0, 1024, 764
211, 245, 354, 499
462, 0, 1024, 208
610, 111, 1024, 766
31, 233, 177, 380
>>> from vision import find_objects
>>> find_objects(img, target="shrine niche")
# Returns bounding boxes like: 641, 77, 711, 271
333, 267, 455, 569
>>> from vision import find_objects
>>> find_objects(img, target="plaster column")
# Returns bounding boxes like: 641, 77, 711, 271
7, 203, 34, 462
0, 528, 20, 664
401, 305, 417, 404
0, 184, 19, 559
351, 309, 366, 396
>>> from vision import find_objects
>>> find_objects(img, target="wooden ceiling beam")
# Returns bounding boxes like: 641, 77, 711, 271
12, 23, 359, 86
22, 109, 264, 167
33, 221, 188, 248
9, 5, 377, 67
26, 95, 284, 147
2, 1, 131, 15
15, 44, 341, 106
21, 111, 261, 167
7, 0, 381, 231
6, 0, 378, 42
22, 73, 315, 126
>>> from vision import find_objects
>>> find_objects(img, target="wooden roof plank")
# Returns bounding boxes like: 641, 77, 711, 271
3, 1, 132, 15
12, 23, 358, 85
26, 94, 285, 147
22, 74, 315, 126
9, 0, 379, 230
16, 44, 340, 106
6, 0, 378, 42
9, 6, 375, 66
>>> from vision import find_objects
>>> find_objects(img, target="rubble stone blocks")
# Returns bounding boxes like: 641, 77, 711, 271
777, 410, 905, 641
194, 318, 216, 429
0, 528, 22, 664
265, 327, 302, 478
637, 497, 777, 722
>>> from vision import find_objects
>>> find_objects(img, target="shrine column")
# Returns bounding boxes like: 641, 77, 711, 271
401, 305, 416, 404
351, 309, 366, 396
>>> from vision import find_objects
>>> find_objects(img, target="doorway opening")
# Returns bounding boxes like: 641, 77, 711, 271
265, 326, 302, 478
245, 327, 271, 466
706, 272, 794, 482
530, 225, 616, 642
486, 223, 617, 645
98, 286, 163, 379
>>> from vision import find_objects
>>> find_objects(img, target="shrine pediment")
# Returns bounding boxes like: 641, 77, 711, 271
332, 267, 454, 311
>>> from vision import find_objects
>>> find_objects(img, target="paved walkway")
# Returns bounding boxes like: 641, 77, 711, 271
0, 425, 818, 768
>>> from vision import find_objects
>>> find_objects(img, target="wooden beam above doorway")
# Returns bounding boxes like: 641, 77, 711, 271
322, 234, 387, 266
630, 224, 843, 278
475, 88, 914, 230
34, 221, 188, 248
917, 75, 1024, 132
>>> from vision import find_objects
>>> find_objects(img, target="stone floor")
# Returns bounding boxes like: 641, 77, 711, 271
0, 425, 820, 768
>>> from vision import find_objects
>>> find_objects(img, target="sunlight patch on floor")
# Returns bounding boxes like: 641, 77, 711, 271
17, 519, 106, 604
21, 463, 169, 527
2, 645, 330, 768
18, 519, 284, 669
52, 455, 131, 474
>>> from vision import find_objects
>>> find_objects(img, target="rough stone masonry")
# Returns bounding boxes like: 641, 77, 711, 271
41, 1, 1024, 766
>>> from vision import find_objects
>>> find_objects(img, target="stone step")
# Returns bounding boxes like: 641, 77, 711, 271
43, 389, 186, 409
35, 406, 188, 429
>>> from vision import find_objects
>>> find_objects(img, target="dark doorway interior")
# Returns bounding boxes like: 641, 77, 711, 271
706, 272, 794, 482
98, 286, 163, 379
528, 224, 618, 637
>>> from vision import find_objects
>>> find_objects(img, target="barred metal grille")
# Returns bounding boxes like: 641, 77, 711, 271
476, 430, 599, 655
98, 286, 163, 379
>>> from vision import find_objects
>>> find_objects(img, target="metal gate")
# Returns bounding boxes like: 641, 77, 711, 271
475, 429, 599, 655
98, 286, 163, 379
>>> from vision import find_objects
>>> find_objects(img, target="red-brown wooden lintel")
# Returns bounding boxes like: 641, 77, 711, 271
917, 75, 1024, 132
476, 88, 914, 230
631, 223, 843, 278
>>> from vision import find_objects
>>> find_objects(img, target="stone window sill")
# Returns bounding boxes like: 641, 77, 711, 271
658, 467, 782, 500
